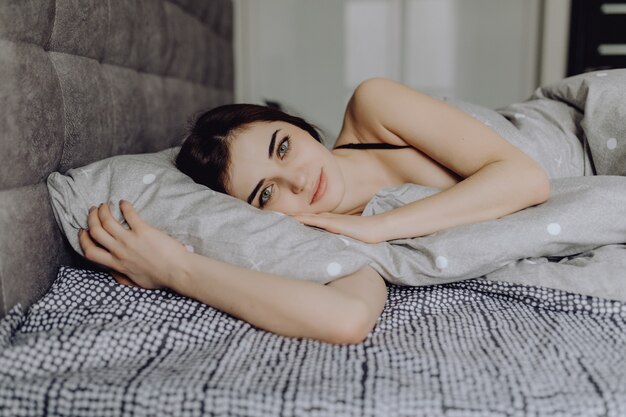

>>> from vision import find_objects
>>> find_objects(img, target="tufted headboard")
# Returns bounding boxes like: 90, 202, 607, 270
0, 0, 234, 317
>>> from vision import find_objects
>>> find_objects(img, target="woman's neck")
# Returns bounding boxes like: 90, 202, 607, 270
331, 150, 392, 215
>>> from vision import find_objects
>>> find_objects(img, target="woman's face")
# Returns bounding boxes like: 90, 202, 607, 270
227, 121, 346, 215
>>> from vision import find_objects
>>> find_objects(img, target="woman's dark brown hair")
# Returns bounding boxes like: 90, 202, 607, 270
175, 104, 323, 194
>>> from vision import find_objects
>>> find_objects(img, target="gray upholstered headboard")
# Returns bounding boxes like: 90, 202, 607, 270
0, 0, 234, 317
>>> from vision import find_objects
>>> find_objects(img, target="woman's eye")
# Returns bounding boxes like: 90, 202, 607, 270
260, 185, 273, 207
278, 136, 290, 159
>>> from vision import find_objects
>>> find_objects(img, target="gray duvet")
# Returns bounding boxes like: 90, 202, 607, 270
356, 69, 626, 302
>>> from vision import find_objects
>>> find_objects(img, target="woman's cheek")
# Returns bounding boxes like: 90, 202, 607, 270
282, 195, 312, 215
270, 194, 293, 215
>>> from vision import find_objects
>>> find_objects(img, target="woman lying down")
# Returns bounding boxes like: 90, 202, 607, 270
78, 77, 554, 345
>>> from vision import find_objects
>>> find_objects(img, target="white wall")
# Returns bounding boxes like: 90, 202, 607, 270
235, 0, 346, 143
235, 0, 571, 142
541, 0, 571, 85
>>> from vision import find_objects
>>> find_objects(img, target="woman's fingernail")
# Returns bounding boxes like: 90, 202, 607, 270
89, 206, 96, 212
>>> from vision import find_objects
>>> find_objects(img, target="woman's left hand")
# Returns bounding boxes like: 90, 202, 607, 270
291, 212, 386, 244
78, 201, 190, 290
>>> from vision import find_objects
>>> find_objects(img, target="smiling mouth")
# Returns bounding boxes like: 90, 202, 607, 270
311, 169, 326, 204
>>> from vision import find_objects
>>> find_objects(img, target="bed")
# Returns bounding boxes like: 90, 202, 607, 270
1, 1, 625, 416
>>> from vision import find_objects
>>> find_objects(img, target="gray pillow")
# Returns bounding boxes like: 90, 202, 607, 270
47, 147, 378, 284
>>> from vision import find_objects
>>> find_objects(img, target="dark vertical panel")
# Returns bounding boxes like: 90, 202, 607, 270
568, 0, 626, 75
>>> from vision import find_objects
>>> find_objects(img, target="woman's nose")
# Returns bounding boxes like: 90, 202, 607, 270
288, 171, 307, 193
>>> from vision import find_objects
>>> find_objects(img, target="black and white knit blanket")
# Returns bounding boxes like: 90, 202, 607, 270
1, 266, 625, 416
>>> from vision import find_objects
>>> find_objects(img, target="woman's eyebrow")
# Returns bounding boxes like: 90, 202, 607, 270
267, 128, 280, 158
247, 128, 281, 204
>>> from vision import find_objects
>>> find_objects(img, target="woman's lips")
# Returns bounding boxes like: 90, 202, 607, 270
311, 169, 326, 204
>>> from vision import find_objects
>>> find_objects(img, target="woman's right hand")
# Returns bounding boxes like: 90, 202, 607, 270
78, 201, 190, 290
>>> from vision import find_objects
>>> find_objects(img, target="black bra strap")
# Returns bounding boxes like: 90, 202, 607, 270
333, 142, 412, 150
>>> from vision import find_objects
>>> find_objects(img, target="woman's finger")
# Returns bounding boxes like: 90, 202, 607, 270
98, 202, 130, 237
111, 271, 140, 288
294, 214, 325, 226
296, 215, 339, 233
78, 228, 123, 271
119, 200, 144, 231
86, 205, 120, 251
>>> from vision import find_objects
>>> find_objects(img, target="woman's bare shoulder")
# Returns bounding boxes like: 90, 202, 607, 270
336, 78, 414, 148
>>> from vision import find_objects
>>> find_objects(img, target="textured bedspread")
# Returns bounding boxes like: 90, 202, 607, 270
1, 267, 625, 416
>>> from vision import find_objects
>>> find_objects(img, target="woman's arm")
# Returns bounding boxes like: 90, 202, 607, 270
299, 78, 550, 242
172, 255, 387, 344
80, 202, 387, 344
353, 78, 550, 241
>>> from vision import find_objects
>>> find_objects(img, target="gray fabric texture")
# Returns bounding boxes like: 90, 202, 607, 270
47, 148, 376, 284
364, 69, 626, 301
362, 178, 626, 302
48, 69, 626, 302
1, 266, 625, 416
0, 0, 234, 317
